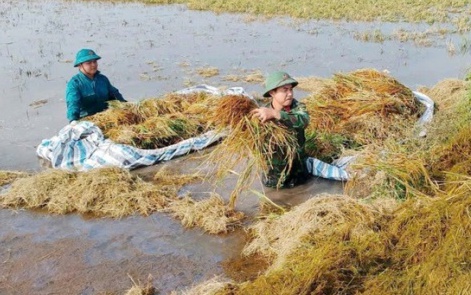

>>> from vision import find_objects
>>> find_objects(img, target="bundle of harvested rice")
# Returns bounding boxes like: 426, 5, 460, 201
123, 275, 156, 295
362, 179, 471, 294
168, 193, 245, 234
204, 95, 299, 208
185, 195, 392, 295
417, 80, 471, 182
105, 113, 203, 149
1, 166, 246, 234
0, 167, 180, 218
344, 142, 436, 199
242, 195, 386, 269
0, 170, 29, 186
342, 79, 471, 198
86, 92, 220, 149
209, 95, 258, 129
303, 68, 422, 162
169, 277, 234, 295
194, 176, 471, 295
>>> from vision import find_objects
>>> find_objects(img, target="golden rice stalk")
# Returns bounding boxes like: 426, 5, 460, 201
162, 92, 215, 114
205, 116, 298, 209
183, 94, 220, 118
104, 113, 203, 149
296, 76, 328, 93
417, 79, 467, 111
303, 68, 421, 151
168, 193, 245, 234
242, 195, 382, 268
153, 165, 202, 186
345, 142, 437, 199
234, 195, 390, 295
0, 170, 30, 186
429, 126, 471, 181
124, 275, 156, 295
419, 81, 471, 183
0, 167, 183, 218
169, 277, 234, 295
133, 97, 181, 118
209, 95, 258, 129
86, 106, 143, 131
86, 92, 221, 149
363, 178, 471, 294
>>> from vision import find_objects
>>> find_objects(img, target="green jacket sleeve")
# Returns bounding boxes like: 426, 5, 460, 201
65, 79, 81, 122
104, 76, 126, 102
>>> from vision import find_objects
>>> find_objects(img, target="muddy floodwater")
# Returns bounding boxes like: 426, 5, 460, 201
1, 0, 470, 294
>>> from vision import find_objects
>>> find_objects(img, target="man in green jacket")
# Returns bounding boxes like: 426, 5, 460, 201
251, 71, 310, 188
66, 49, 126, 122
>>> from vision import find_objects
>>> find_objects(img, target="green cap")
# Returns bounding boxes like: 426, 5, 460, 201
74, 49, 101, 67
263, 71, 298, 97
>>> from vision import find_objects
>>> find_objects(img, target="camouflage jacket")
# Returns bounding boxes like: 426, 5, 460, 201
264, 99, 310, 188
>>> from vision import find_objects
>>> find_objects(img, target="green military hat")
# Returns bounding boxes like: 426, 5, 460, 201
263, 71, 298, 97
74, 49, 101, 67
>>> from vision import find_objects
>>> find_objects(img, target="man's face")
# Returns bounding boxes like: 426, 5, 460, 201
79, 59, 98, 76
270, 84, 294, 110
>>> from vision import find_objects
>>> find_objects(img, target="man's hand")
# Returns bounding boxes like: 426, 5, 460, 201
250, 107, 280, 123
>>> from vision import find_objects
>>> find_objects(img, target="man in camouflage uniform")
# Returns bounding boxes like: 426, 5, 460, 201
251, 71, 310, 188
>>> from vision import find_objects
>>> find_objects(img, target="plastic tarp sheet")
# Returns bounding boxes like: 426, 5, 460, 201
36, 121, 225, 171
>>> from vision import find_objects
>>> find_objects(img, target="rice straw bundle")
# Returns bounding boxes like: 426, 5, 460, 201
226, 195, 391, 295
0, 167, 180, 218
429, 127, 471, 182
115, 114, 202, 148
362, 179, 471, 294
1, 166, 247, 234
169, 277, 233, 295
205, 115, 298, 209
86, 92, 220, 149
210, 95, 258, 129
304, 68, 421, 161
168, 193, 245, 234
343, 79, 471, 198
345, 143, 436, 199
160, 92, 217, 115
153, 165, 202, 186
183, 94, 220, 120
0, 170, 29, 186
242, 195, 382, 268
414, 79, 471, 183
87, 105, 144, 131
134, 97, 182, 117
185, 180, 471, 294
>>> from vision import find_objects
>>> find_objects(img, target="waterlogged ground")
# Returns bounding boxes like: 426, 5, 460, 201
0, 0, 470, 294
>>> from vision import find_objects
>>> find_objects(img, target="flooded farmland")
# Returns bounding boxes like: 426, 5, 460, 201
0, 0, 470, 294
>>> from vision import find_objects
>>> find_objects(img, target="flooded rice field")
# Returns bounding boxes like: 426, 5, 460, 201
0, 0, 470, 294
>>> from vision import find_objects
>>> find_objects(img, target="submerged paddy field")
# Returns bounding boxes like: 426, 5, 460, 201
1, 0, 471, 294
131, 0, 471, 48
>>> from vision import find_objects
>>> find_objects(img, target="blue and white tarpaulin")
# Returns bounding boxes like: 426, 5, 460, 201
36, 121, 225, 171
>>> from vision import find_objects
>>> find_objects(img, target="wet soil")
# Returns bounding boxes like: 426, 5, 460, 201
1, 0, 470, 294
